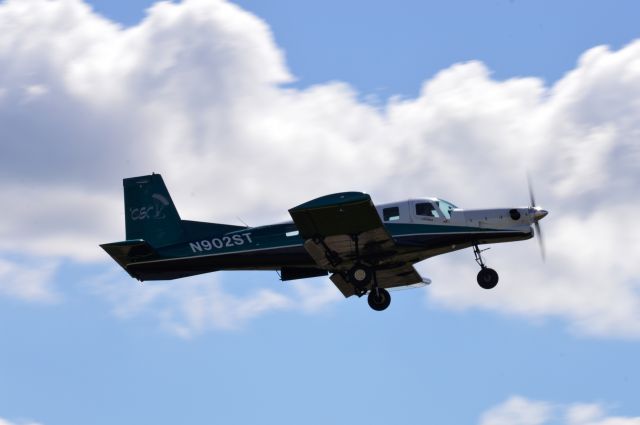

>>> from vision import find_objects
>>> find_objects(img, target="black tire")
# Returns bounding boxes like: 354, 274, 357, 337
348, 264, 372, 287
367, 288, 391, 311
477, 267, 499, 289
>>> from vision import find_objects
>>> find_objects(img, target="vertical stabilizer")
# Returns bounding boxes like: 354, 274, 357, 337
123, 174, 184, 247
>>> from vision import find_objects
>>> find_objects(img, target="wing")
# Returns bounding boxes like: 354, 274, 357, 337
289, 192, 422, 297
289, 191, 383, 238
289, 192, 395, 269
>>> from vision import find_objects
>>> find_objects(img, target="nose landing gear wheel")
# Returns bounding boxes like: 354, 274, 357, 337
367, 288, 391, 311
477, 267, 499, 289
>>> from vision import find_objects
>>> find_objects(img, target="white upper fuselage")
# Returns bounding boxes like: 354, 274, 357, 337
375, 197, 544, 231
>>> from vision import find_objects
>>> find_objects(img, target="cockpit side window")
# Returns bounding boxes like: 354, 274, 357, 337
415, 202, 440, 218
383, 206, 400, 221
437, 200, 457, 219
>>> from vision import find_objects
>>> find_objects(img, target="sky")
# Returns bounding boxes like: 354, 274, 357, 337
1, 0, 640, 424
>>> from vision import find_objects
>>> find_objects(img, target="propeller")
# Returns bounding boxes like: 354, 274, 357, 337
527, 175, 548, 261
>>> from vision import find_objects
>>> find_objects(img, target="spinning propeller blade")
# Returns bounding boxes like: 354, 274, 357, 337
534, 221, 545, 261
527, 174, 547, 261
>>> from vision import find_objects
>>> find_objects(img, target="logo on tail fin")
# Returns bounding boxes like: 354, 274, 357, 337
130, 193, 170, 221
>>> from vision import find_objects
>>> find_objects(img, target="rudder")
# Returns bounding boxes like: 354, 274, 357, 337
124, 174, 184, 247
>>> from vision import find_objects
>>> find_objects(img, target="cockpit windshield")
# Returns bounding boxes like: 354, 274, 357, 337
437, 199, 458, 219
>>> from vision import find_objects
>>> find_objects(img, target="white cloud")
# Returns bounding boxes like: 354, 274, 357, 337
0, 183, 121, 261
0, 257, 59, 302
479, 397, 640, 425
480, 396, 552, 425
0, 416, 43, 425
92, 267, 338, 337
0, 0, 639, 336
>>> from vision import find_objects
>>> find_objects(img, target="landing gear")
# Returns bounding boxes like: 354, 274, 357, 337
347, 263, 372, 288
345, 263, 390, 311
345, 233, 391, 311
477, 267, 499, 289
367, 287, 391, 311
346, 264, 390, 310
473, 244, 499, 289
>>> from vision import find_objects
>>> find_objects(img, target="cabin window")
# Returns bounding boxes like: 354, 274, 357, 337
383, 206, 400, 221
286, 230, 299, 237
437, 199, 457, 219
416, 202, 440, 218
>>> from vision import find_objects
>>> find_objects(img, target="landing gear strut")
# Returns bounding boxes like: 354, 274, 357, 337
346, 266, 390, 311
345, 233, 391, 311
473, 244, 499, 289
347, 234, 373, 294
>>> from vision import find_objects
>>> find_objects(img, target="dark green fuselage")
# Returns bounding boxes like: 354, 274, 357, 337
100, 174, 533, 283
121, 220, 530, 281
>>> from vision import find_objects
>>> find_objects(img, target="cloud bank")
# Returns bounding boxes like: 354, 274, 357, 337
480, 396, 640, 425
93, 269, 340, 338
2, 397, 638, 425
0, 0, 639, 336
0, 417, 42, 425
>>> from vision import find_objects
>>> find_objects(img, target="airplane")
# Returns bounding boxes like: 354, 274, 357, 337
101, 173, 548, 311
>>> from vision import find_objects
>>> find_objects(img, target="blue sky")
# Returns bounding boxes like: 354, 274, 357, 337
90, 0, 640, 94
1, 1, 640, 424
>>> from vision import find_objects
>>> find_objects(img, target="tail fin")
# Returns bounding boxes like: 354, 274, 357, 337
124, 174, 185, 247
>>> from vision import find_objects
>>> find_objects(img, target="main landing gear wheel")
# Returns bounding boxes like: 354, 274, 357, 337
367, 288, 391, 311
347, 264, 372, 288
477, 267, 499, 289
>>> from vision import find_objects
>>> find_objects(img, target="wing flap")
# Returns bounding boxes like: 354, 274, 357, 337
329, 263, 424, 298
303, 227, 396, 270
376, 264, 423, 289
329, 273, 356, 297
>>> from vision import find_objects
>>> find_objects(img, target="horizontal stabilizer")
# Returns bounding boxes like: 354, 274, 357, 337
100, 239, 158, 279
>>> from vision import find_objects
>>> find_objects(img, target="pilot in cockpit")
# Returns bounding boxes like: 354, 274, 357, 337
416, 202, 440, 218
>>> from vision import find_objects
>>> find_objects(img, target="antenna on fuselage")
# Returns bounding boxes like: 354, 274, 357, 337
237, 216, 250, 227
